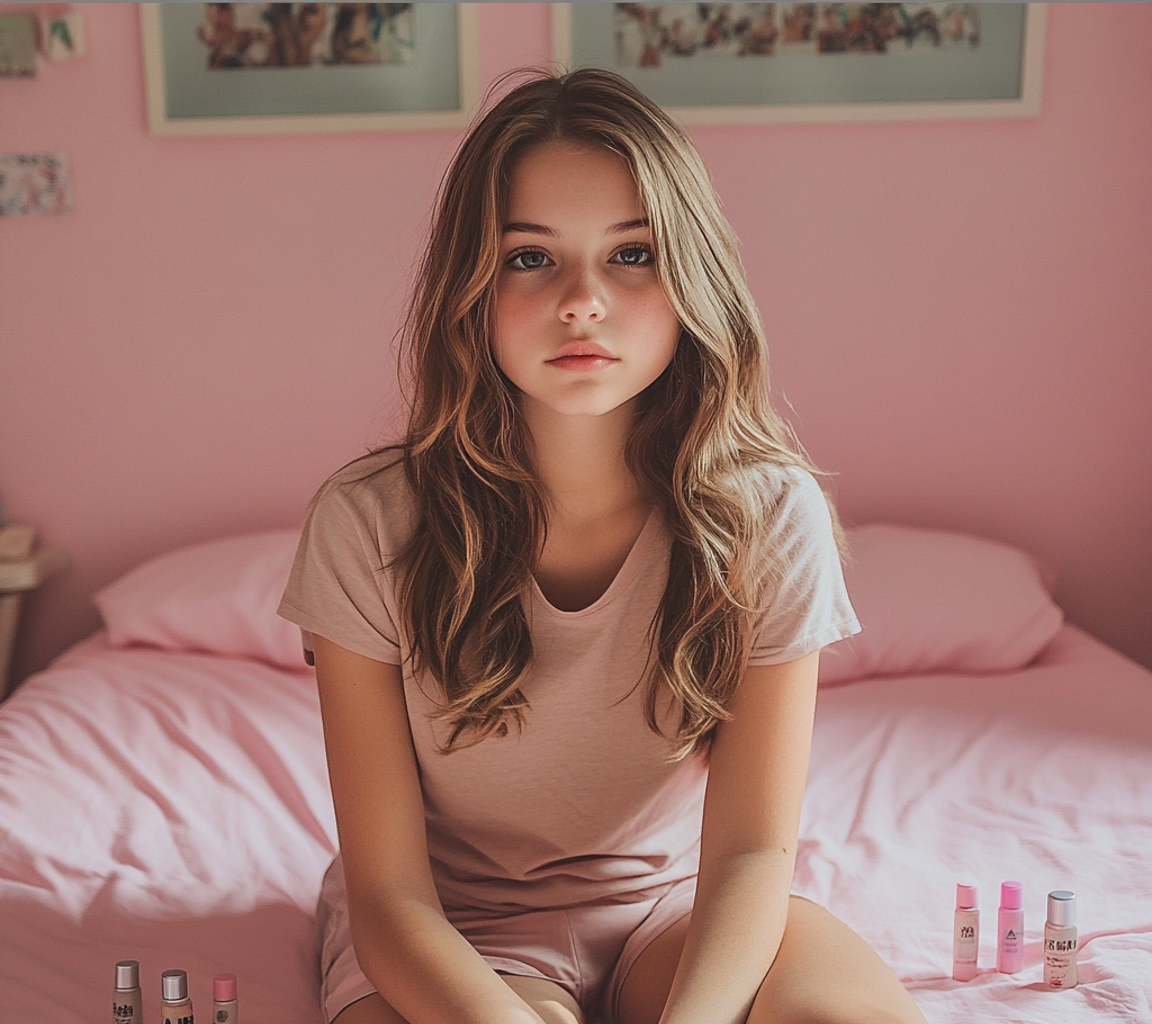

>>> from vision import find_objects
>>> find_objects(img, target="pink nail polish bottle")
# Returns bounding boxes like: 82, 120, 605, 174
997, 881, 1024, 974
213, 974, 238, 1024
953, 882, 980, 981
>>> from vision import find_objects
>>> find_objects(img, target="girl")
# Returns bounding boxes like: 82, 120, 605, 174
279, 68, 927, 1024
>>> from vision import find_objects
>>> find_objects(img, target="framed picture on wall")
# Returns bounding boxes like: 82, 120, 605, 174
552, 3, 1046, 124
140, 3, 480, 136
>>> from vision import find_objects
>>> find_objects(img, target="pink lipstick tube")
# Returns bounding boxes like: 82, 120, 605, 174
997, 880, 1024, 973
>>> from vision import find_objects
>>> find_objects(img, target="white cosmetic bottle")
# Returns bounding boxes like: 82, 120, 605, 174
1044, 890, 1078, 989
213, 974, 238, 1024
952, 882, 980, 981
113, 960, 142, 1024
160, 969, 194, 1024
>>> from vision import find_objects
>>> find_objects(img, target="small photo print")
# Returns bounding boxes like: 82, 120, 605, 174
41, 13, 87, 62
615, 4, 780, 67
814, 3, 981, 55
0, 14, 38, 77
195, 3, 414, 70
780, 4, 818, 48
0, 154, 75, 216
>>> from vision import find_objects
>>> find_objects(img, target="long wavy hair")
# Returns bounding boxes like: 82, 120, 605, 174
390, 67, 830, 760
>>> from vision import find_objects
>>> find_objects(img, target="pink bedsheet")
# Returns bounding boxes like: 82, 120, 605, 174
797, 625, 1152, 1022
1, 624, 1150, 1023
0, 636, 336, 1023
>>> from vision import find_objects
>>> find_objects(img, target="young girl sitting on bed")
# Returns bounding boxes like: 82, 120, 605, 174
279, 68, 928, 1024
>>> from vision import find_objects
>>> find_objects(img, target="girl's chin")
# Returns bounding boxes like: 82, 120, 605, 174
521, 392, 640, 422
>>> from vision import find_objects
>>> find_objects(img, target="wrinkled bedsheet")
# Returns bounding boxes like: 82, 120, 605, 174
1, 624, 1150, 1023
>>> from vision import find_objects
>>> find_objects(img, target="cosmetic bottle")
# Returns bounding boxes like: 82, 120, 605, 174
160, 969, 194, 1024
1044, 890, 1077, 989
113, 960, 142, 1024
952, 882, 980, 981
212, 974, 238, 1024
997, 880, 1024, 974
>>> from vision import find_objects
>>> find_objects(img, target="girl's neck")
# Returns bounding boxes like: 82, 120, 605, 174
523, 397, 647, 526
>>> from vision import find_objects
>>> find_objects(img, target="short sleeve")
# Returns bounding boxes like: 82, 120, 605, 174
747, 469, 861, 666
277, 478, 404, 666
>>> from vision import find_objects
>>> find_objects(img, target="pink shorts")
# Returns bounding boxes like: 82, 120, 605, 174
316, 855, 696, 1024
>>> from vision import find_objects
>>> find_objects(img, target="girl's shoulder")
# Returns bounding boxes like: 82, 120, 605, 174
743, 460, 828, 519
738, 460, 840, 568
305, 448, 417, 553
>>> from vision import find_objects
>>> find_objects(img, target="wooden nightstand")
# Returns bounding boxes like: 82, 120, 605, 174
0, 525, 71, 701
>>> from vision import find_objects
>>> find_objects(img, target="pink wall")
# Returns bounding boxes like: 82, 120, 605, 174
2, 3, 1150, 683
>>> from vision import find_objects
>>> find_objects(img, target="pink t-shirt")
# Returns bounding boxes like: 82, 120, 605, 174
278, 451, 859, 915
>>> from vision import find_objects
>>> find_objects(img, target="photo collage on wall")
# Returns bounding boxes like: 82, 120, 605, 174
615, 3, 982, 67
194, 3, 414, 70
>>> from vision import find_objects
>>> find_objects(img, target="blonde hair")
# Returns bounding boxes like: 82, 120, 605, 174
392, 67, 829, 759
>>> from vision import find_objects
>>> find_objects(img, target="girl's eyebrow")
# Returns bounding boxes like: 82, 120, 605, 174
502, 217, 651, 237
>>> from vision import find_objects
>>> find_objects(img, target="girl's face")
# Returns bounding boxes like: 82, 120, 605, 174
492, 141, 681, 424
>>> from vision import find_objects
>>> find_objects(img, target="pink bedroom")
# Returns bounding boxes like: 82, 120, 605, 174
2, 3, 1150, 1023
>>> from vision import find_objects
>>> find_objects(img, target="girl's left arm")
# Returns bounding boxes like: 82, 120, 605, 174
658, 650, 821, 1024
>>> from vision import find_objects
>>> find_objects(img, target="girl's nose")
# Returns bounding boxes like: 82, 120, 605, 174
559, 267, 606, 324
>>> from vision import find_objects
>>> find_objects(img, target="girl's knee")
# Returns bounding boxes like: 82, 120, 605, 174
775, 1005, 920, 1024
764, 994, 925, 1024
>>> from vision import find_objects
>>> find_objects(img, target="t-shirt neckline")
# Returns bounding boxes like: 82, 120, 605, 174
529, 508, 659, 619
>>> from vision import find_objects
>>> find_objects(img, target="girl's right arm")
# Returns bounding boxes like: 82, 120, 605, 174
312, 634, 546, 1024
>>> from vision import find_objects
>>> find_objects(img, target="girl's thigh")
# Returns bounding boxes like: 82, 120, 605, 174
333, 975, 584, 1024
615, 895, 927, 1024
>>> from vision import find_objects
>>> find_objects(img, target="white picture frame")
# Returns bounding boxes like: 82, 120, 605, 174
552, 3, 1046, 125
141, 3, 481, 136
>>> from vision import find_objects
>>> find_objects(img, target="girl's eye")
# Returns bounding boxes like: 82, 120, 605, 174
612, 245, 654, 267
507, 249, 552, 271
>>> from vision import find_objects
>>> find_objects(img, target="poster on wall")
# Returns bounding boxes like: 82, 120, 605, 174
140, 3, 480, 135
553, 2, 1046, 123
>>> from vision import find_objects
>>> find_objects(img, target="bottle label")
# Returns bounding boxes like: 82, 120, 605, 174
113, 1002, 136, 1023
1045, 934, 1078, 987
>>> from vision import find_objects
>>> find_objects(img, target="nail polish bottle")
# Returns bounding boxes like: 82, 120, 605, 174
952, 882, 979, 981
160, 969, 194, 1024
1044, 890, 1078, 989
997, 881, 1024, 974
213, 973, 238, 1024
113, 960, 142, 1024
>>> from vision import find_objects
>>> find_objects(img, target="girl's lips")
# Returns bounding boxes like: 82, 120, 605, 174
546, 341, 618, 371
546, 354, 616, 371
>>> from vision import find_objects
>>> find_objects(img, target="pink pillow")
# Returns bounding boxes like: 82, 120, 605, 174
95, 531, 306, 669
819, 524, 1064, 685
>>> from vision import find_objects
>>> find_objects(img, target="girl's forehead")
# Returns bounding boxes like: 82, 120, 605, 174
505, 142, 643, 219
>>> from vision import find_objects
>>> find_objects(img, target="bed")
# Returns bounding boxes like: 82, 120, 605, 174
1, 524, 1150, 1024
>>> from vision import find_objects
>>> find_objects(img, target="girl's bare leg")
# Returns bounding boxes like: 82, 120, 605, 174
617, 895, 928, 1024
333, 974, 584, 1024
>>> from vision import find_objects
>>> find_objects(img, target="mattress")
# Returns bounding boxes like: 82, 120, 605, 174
1, 526, 1149, 1023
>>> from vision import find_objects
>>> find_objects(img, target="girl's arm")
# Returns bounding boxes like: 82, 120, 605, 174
312, 635, 547, 1024
657, 650, 821, 1024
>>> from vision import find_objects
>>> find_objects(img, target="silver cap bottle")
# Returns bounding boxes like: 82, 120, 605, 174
1047, 890, 1076, 928
115, 960, 140, 991
161, 969, 188, 1003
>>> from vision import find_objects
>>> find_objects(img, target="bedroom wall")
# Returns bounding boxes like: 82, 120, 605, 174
2, 2, 1150, 684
